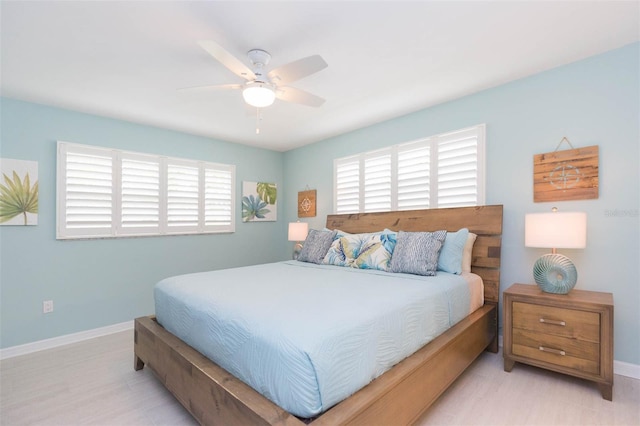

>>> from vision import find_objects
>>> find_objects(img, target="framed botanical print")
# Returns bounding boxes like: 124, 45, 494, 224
242, 181, 277, 222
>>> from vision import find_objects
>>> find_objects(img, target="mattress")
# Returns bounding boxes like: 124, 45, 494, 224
154, 260, 482, 418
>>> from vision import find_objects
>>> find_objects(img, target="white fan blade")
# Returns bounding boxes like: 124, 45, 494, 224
276, 86, 325, 107
177, 83, 243, 92
197, 40, 256, 81
268, 55, 327, 85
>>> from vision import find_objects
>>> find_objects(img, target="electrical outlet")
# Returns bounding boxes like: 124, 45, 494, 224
43, 300, 54, 314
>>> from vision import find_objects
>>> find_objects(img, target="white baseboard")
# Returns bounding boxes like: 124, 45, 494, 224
2, 325, 639, 380
498, 334, 639, 380
613, 360, 640, 380
0, 320, 134, 360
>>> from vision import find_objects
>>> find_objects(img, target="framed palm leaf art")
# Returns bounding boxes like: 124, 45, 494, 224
0, 158, 38, 226
241, 181, 277, 222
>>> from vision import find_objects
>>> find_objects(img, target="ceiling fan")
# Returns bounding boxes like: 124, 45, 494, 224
185, 40, 328, 109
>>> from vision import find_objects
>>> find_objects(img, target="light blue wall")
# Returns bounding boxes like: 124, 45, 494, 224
2, 44, 638, 366
0, 98, 289, 348
283, 43, 640, 365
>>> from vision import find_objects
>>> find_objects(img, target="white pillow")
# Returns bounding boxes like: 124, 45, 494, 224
462, 232, 477, 273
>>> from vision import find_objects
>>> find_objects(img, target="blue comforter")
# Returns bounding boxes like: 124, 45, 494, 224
155, 260, 471, 418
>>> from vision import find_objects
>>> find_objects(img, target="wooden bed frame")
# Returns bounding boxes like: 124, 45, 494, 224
134, 204, 503, 425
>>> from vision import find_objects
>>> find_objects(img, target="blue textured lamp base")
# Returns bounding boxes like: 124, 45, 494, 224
533, 253, 578, 294
292, 243, 303, 260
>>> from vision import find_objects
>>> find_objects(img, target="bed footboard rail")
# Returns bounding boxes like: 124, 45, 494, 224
134, 316, 304, 426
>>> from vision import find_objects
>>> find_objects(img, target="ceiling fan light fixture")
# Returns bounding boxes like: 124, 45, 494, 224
243, 82, 276, 108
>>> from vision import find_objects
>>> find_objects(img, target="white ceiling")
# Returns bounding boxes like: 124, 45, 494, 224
1, 1, 638, 152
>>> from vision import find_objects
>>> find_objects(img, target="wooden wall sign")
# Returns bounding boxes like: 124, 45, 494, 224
533, 145, 599, 202
298, 189, 316, 217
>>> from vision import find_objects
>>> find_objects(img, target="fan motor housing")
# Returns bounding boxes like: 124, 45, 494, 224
248, 49, 271, 66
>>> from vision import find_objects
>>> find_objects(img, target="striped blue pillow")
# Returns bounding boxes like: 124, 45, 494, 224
389, 230, 447, 276
298, 229, 337, 264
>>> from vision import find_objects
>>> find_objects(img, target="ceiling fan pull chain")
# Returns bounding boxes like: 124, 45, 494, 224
256, 108, 261, 134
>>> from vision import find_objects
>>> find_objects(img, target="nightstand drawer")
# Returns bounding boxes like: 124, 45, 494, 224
512, 328, 600, 374
512, 301, 600, 342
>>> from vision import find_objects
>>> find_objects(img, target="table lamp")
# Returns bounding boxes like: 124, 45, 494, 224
525, 208, 587, 294
288, 221, 309, 259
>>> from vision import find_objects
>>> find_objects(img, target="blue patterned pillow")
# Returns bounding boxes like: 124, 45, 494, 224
355, 232, 398, 271
322, 230, 366, 267
438, 228, 469, 274
298, 229, 337, 264
389, 230, 447, 276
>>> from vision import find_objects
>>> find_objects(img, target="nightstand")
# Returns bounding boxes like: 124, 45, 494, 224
503, 283, 614, 400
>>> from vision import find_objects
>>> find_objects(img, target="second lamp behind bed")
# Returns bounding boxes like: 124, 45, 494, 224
288, 221, 309, 259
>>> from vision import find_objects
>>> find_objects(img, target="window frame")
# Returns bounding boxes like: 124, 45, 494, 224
333, 124, 486, 214
56, 141, 235, 240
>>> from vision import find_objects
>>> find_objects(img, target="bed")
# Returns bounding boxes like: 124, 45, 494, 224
134, 205, 503, 425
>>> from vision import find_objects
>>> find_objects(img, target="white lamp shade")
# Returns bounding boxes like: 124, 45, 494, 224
243, 83, 276, 108
288, 222, 309, 242
525, 212, 587, 249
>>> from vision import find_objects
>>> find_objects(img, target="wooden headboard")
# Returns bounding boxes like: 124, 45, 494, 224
326, 205, 503, 304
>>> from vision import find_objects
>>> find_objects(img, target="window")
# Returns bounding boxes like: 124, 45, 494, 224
334, 124, 485, 213
57, 141, 235, 239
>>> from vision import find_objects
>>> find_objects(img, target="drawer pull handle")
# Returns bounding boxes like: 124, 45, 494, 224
539, 346, 566, 356
539, 318, 566, 326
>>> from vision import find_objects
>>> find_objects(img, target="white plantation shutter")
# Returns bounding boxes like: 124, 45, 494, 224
57, 141, 235, 239
58, 144, 114, 236
204, 166, 234, 228
364, 149, 392, 212
436, 127, 482, 208
121, 154, 160, 233
397, 141, 430, 211
334, 156, 360, 214
333, 124, 485, 213
167, 162, 199, 229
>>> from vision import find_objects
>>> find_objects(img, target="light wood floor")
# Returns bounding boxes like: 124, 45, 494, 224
1, 330, 638, 426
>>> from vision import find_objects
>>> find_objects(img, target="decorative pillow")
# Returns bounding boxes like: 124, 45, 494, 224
437, 228, 470, 274
322, 230, 366, 267
355, 232, 397, 271
298, 229, 337, 264
390, 230, 447, 276
462, 232, 477, 273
